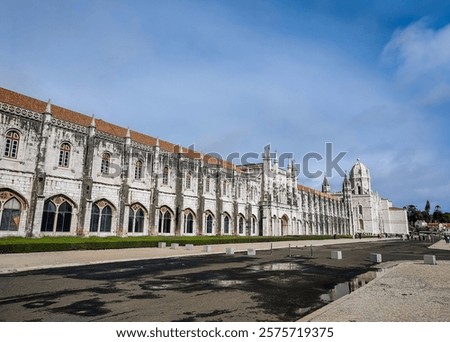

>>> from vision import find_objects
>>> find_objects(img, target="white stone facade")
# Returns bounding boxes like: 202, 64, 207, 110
0, 87, 408, 237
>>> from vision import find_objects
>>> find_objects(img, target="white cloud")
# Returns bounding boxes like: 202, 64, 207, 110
382, 20, 450, 105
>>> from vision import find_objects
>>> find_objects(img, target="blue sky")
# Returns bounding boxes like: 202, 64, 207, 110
1, 0, 450, 211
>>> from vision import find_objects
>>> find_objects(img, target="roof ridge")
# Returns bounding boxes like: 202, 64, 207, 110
0, 87, 239, 171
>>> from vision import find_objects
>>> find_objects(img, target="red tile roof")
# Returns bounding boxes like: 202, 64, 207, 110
0, 87, 239, 170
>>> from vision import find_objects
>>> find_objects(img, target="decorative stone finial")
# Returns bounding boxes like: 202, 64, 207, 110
45, 99, 52, 114
126, 127, 131, 138
89, 115, 96, 128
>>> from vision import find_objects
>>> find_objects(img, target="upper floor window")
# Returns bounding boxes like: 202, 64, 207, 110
135, 160, 143, 180
58, 143, 71, 168
162, 166, 169, 185
101, 152, 110, 174
186, 171, 192, 189
223, 180, 228, 196
205, 177, 210, 193
3, 130, 20, 159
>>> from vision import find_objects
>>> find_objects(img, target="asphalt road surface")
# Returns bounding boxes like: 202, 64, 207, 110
1, 240, 449, 322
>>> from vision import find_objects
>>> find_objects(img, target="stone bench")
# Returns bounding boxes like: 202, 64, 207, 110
185, 244, 194, 250
202, 245, 212, 252
226, 247, 235, 255
157, 242, 166, 248
370, 253, 382, 263
170, 243, 179, 250
424, 255, 436, 265
247, 248, 256, 256
331, 250, 342, 260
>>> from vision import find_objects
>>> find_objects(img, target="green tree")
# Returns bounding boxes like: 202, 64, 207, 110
405, 205, 422, 227
424, 200, 431, 222
432, 205, 443, 223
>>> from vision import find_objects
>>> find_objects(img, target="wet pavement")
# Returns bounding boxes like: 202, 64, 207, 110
1, 239, 449, 322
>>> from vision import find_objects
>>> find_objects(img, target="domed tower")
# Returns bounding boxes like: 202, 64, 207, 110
349, 159, 371, 195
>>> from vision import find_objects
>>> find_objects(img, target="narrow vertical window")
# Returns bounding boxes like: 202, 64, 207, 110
135, 160, 143, 180
58, 143, 71, 168
162, 166, 169, 185
239, 216, 244, 234
205, 177, 210, 193
186, 171, 192, 190
224, 215, 230, 234
101, 153, 110, 174
206, 214, 213, 234
223, 181, 227, 196
3, 130, 20, 159
184, 212, 194, 234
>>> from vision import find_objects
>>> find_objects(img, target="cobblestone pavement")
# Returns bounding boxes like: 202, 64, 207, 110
299, 239, 450, 322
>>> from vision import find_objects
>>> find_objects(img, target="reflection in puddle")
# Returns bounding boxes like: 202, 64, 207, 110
250, 263, 301, 271
213, 280, 244, 287
320, 269, 386, 302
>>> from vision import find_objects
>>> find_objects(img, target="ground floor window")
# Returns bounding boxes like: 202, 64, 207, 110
251, 217, 257, 235
238, 216, 244, 234
206, 214, 213, 234
0, 195, 22, 231
41, 197, 73, 232
158, 209, 171, 233
223, 215, 230, 234
184, 212, 194, 234
128, 204, 145, 233
90, 201, 113, 232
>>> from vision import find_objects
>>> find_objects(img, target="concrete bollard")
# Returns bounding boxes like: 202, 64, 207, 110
202, 245, 212, 252
226, 247, 235, 255
331, 250, 342, 260
247, 248, 256, 256
158, 242, 166, 248
370, 253, 382, 263
170, 243, 179, 250
424, 255, 436, 265
185, 244, 194, 250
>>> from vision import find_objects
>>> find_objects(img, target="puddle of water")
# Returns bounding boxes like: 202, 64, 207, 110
249, 263, 301, 271
212, 280, 244, 287
320, 269, 386, 303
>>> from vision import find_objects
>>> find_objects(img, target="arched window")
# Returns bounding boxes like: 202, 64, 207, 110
0, 196, 22, 231
223, 215, 230, 234
41, 197, 73, 232
206, 213, 213, 234
89, 201, 113, 232
358, 205, 363, 216
135, 160, 143, 180
252, 216, 257, 235
58, 143, 71, 168
158, 209, 171, 233
237, 184, 241, 199
162, 166, 169, 185
128, 204, 145, 233
3, 130, 20, 159
184, 211, 194, 234
101, 153, 110, 174
238, 216, 244, 234
186, 171, 192, 190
